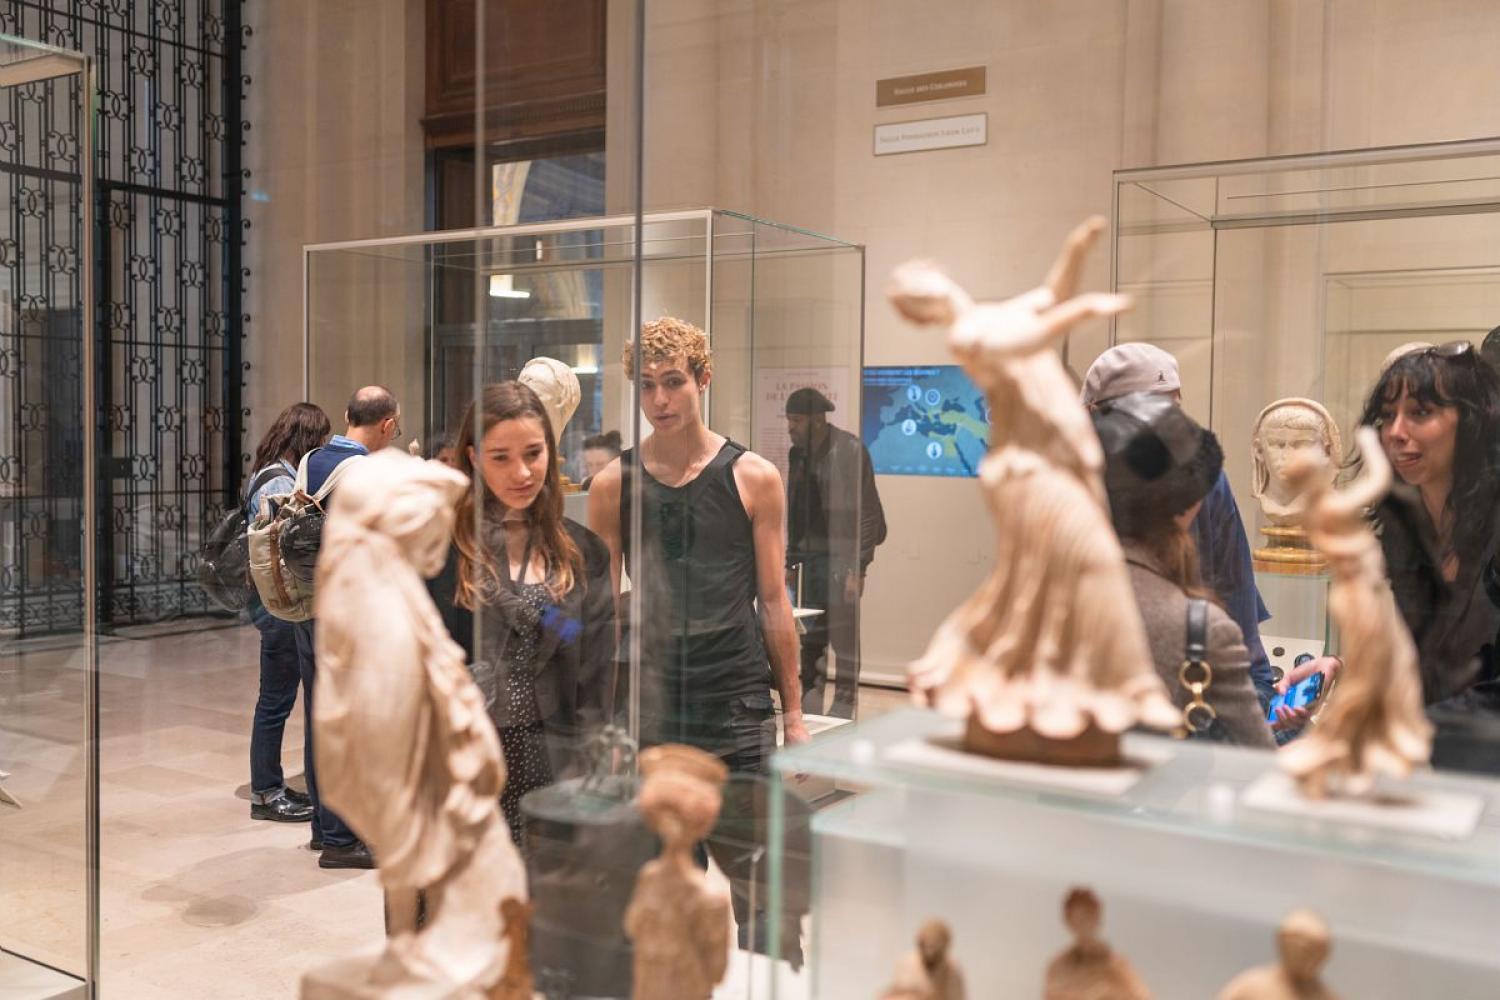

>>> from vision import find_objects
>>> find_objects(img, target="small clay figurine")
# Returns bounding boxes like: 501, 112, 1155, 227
1278, 429, 1432, 798
490, 896, 535, 1000
1043, 887, 1151, 1000
1250, 399, 1341, 574
879, 918, 966, 1000
1218, 910, 1340, 1000
623, 744, 731, 1000
888, 219, 1179, 766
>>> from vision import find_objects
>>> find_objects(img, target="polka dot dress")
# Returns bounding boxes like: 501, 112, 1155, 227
498, 580, 554, 847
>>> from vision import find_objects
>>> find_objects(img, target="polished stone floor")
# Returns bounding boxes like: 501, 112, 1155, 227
1, 617, 904, 997
3, 619, 382, 997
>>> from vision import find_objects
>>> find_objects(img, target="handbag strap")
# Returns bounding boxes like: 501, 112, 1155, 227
1186, 598, 1208, 663
1178, 597, 1218, 736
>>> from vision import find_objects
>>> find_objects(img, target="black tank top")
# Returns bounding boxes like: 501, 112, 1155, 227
621, 439, 771, 701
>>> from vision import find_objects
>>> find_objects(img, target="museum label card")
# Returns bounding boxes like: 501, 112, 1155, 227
874, 113, 987, 156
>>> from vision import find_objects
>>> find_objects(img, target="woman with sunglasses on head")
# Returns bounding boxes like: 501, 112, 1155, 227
427, 381, 615, 844
1358, 340, 1500, 711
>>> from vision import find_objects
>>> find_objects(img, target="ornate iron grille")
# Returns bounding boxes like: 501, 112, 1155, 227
0, 1, 245, 634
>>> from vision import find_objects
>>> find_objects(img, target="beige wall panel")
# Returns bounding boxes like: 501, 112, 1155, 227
244, 0, 426, 456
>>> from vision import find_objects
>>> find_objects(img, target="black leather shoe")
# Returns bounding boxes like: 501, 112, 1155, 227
319, 841, 376, 870
251, 795, 314, 823
309, 836, 323, 851
282, 786, 311, 807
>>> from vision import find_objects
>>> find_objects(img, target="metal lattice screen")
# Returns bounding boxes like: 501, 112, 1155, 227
0, 1, 245, 634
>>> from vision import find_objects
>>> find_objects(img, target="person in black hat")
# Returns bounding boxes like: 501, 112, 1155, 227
785, 386, 887, 718
1093, 392, 1274, 748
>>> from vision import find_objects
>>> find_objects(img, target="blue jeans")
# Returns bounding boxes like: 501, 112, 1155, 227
291, 618, 357, 849
250, 606, 306, 797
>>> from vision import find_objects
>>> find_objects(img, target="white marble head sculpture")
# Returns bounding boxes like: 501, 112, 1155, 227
1251, 398, 1342, 526
519, 356, 582, 439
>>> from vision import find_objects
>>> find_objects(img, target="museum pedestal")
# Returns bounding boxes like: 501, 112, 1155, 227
769, 708, 1500, 1000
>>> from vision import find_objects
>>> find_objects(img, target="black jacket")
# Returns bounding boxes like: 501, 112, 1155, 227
787, 425, 887, 576
1376, 491, 1500, 707
428, 518, 617, 778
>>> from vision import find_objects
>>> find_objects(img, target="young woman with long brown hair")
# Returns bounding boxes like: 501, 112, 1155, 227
1092, 392, 1274, 748
246, 402, 331, 823
429, 381, 615, 843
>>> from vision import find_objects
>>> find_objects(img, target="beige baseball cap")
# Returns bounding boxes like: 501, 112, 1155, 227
1080, 343, 1181, 406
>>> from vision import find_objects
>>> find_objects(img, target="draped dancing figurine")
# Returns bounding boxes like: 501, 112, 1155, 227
887, 218, 1178, 765
1278, 429, 1432, 798
302, 451, 527, 999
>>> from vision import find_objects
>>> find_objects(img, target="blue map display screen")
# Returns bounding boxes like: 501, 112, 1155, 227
861, 365, 989, 477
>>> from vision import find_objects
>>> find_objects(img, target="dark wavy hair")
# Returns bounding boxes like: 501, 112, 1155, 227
250, 402, 331, 479
451, 381, 582, 607
1356, 346, 1500, 566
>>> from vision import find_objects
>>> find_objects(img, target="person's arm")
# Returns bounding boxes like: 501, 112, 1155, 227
1194, 475, 1276, 702
585, 458, 625, 613
857, 443, 887, 569
575, 533, 619, 732
737, 453, 810, 744
784, 449, 804, 568
1204, 615, 1276, 749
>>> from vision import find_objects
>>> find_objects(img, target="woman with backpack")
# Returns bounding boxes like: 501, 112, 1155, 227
245, 402, 332, 822
1092, 391, 1275, 748
427, 381, 615, 845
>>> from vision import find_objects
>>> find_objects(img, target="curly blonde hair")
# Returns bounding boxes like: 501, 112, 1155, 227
623, 316, 711, 380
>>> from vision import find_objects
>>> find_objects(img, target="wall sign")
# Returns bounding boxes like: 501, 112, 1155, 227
754, 366, 852, 476
876, 66, 986, 107
874, 113, 987, 156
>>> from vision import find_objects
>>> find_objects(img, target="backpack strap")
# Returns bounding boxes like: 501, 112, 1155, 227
294, 449, 316, 494
243, 464, 289, 505
313, 452, 365, 504
266, 522, 295, 609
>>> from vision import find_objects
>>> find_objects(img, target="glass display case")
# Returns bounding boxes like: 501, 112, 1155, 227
304, 208, 864, 990
0, 34, 97, 1000
303, 209, 864, 487
769, 708, 1500, 999
1108, 137, 1500, 660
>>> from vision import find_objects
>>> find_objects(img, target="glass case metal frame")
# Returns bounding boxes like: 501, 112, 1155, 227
0, 31, 98, 1000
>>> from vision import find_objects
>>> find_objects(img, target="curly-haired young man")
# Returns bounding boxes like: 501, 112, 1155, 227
588, 317, 810, 772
